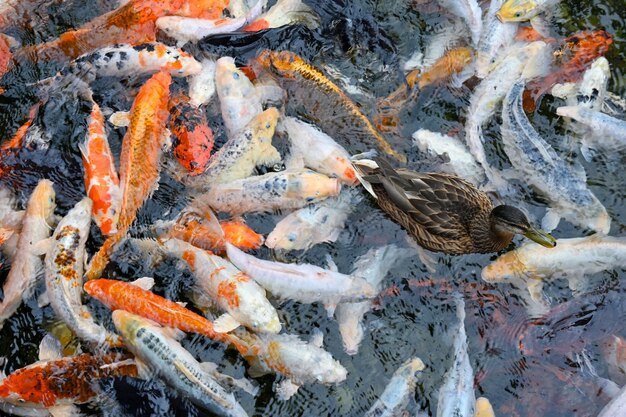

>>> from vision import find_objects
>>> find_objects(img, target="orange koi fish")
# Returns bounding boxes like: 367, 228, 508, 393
253, 49, 406, 162
164, 212, 263, 255
84, 278, 249, 355
79, 101, 121, 236
169, 94, 214, 176
523, 30, 613, 112
0, 352, 136, 410
85, 70, 171, 281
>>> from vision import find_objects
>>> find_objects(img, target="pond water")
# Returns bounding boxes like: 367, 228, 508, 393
0, 0, 624, 416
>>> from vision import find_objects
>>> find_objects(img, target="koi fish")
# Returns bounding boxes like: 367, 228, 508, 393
195, 169, 341, 216
85, 70, 172, 281
215, 56, 264, 139
556, 106, 626, 152
522, 30, 613, 113
169, 94, 214, 176
45, 198, 123, 348
84, 278, 249, 354
234, 328, 347, 400
156, 0, 264, 44
501, 80, 610, 233
158, 211, 263, 255
112, 310, 249, 417
364, 357, 425, 417
163, 238, 281, 334
252, 49, 406, 162
225, 240, 377, 308
482, 236, 626, 307
191, 107, 281, 187
436, 296, 475, 417
475, 397, 496, 417
79, 101, 121, 236
265, 189, 356, 251
496, 0, 560, 33
438, 0, 482, 47
0, 350, 136, 414
280, 116, 358, 185
0, 180, 56, 329
412, 129, 485, 187
476, 0, 518, 78
242, 0, 320, 32
335, 245, 412, 355
416, 47, 474, 89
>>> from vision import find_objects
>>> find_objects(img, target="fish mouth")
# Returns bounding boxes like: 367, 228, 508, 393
523, 227, 557, 248
495, 12, 504, 22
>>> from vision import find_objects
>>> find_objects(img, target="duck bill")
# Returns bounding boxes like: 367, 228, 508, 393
523, 227, 557, 248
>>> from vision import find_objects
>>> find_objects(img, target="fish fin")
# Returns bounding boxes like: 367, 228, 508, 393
213, 313, 241, 333
449, 63, 475, 89
129, 277, 155, 291
174, 359, 232, 408
324, 303, 336, 318
38, 333, 63, 361
200, 362, 260, 396
404, 236, 437, 273
161, 326, 186, 341
276, 378, 300, 400
175, 301, 187, 308
253, 81, 284, 104
541, 209, 561, 233
567, 274, 590, 296
49, 404, 83, 417
580, 142, 596, 162
527, 278, 546, 306
530, 16, 551, 37
350, 149, 378, 161
247, 357, 270, 378
37, 291, 50, 308
310, 328, 324, 348
285, 150, 306, 171
31, 237, 53, 256
135, 358, 154, 380
108, 111, 130, 127
325, 254, 338, 272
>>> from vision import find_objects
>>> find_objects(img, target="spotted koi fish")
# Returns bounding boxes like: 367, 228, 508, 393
85, 70, 171, 281
252, 49, 406, 162
84, 278, 249, 355
0, 352, 136, 412
169, 94, 214, 176
523, 30, 613, 112
45, 198, 123, 348
79, 101, 121, 236
163, 238, 281, 334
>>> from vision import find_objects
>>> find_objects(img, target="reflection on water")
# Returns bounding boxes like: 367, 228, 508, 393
0, 0, 624, 416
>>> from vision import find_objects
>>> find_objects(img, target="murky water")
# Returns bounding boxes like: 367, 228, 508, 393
0, 0, 625, 416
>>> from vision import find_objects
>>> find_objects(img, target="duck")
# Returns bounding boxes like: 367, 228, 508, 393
353, 158, 556, 254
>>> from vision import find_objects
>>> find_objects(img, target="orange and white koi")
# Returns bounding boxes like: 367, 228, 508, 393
163, 238, 281, 334
280, 116, 358, 185
0, 351, 136, 413
156, 0, 264, 44
160, 211, 263, 255
84, 278, 249, 354
169, 94, 214, 176
0, 180, 56, 329
85, 70, 172, 281
79, 101, 121, 236
242, 0, 319, 32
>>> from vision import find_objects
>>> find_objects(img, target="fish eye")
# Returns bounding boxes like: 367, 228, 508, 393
514, 12, 522, 17
232, 72, 240, 80
287, 233, 297, 242
18, 399, 25, 403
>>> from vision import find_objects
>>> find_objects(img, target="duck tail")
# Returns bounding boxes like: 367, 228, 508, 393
352, 158, 380, 198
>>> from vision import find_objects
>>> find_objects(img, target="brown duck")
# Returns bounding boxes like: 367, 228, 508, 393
354, 158, 556, 254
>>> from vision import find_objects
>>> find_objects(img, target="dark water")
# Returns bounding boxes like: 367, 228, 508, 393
0, 0, 625, 416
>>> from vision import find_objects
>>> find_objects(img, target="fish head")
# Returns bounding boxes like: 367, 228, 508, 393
314, 356, 347, 385
565, 30, 613, 59
30, 179, 56, 222
168, 50, 202, 77
111, 310, 153, 342
215, 56, 255, 99
481, 250, 527, 283
68, 197, 94, 231
220, 221, 264, 251
239, 293, 281, 334
83, 279, 115, 306
253, 49, 298, 79
248, 107, 280, 146
338, 317, 364, 355
286, 172, 341, 201
496, 0, 539, 22
265, 217, 308, 250
0, 371, 52, 408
